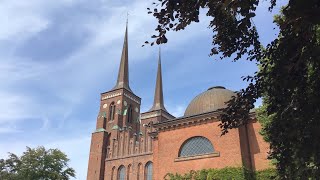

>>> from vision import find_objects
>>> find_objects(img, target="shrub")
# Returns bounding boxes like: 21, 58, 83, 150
166, 167, 278, 180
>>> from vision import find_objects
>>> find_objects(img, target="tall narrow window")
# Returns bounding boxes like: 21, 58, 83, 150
145, 162, 153, 180
127, 105, 133, 123
118, 165, 126, 180
127, 164, 131, 180
111, 166, 115, 180
109, 102, 116, 121
137, 163, 142, 180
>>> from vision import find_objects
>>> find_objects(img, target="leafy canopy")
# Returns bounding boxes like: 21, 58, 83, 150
147, 0, 320, 179
0, 146, 75, 180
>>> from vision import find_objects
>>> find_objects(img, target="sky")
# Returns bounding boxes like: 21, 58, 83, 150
0, 0, 284, 179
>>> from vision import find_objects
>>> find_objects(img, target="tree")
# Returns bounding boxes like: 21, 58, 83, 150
0, 146, 75, 180
147, 0, 320, 178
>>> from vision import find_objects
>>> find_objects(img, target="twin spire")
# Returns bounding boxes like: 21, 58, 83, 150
149, 48, 166, 111
113, 21, 132, 92
113, 21, 167, 112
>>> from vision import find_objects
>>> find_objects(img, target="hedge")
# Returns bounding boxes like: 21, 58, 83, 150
165, 167, 278, 180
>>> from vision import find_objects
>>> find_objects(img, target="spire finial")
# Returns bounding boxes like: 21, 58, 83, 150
113, 20, 132, 92
159, 46, 161, 60
149, 47, 166, 111
126, 12, 129, 25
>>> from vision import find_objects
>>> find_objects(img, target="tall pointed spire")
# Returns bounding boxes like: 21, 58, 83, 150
113, 18, 132, 92
149, 48, 166, 111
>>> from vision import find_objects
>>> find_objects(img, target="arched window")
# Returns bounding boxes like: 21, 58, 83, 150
111, 166, 115, 180
127, 105, 133, 123
179, 136, 214, 157
145, 162, 153, 180
109, 102, 116, 121
137, 163, 142, 180
118, 165, 126, 180
127, 164, 131, 180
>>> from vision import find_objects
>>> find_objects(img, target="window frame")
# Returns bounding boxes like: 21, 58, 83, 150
176, 136, 220, 162
145, 161, 153, 180
127, 104, 133, 123
118, 165, 126, 180
109, 102, 116, 121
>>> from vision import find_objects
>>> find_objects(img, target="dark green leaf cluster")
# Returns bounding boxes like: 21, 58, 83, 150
148, 0, 320, 178
146, 0, 262, 61
0, 146, 75, 180
164, 167, 278, 180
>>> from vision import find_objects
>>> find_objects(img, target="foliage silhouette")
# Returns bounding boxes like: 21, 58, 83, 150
147, 0, 320, 178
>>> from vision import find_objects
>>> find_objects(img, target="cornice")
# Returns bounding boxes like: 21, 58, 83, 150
101, 88, 141, 101
100, 89, 141, 104
153, 110, 256, 132
105, 152, 152, 161
140, 109, 175, 120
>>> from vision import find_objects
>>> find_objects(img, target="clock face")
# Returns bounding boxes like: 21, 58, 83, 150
123, 101, 127, 106
102, 104, 108, 109
117, 100, 121, 104
135, 107, 139, 112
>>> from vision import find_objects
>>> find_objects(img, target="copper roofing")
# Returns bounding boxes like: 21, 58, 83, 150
184, 86, 235, 116
112, 22, 132, 92
149, 48, 167, 112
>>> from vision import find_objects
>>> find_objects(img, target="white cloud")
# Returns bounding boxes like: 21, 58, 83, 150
0, 92, 40, 124
0, 0, 227, 179
0, 57, 49, 83
168, 105, 186, 118
0, 6, 48, 41
0, 0, 86, 41
0, 126, 21, 134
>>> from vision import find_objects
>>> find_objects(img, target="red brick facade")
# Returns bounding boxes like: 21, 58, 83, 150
87, 105, 271, 180
152, 112, 271, 179
86, 26, 271, 180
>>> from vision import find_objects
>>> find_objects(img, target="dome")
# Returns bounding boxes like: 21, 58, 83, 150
184, 86, 235, 116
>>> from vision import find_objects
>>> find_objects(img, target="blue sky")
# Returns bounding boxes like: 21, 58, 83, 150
0, 0, 284, 179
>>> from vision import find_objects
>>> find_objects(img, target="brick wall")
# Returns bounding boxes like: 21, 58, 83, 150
153, 120, 243, 179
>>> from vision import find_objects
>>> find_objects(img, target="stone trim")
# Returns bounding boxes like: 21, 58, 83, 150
148, 131, 158, 139
174, 152, 220, 162
106, 152, 152, 161
141, 112, 160, 120
101, 92, 122, 100
141, 109, 175, 120
92, 129, 108, 134
124, 93, 141, 104
155, 116, 218, 132
153, 111, 256, 132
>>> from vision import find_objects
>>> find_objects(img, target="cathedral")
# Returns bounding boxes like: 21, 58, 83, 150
86, 24, 271, 180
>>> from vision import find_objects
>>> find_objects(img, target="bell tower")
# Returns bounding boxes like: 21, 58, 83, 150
87, 22, 141, 180
141, 48, 174, 125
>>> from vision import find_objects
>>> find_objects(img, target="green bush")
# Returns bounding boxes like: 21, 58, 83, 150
256, 169, 279, 180
166, 167, 278, 180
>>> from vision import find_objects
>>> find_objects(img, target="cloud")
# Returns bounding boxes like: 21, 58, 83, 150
0, 57, 49, 83
0, 6, 48, 41
0, 126, 22, 134
169, 105, 186, 117
0, 0, 82, 42
0, 92, 40, 124
0, 0, 282, 179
